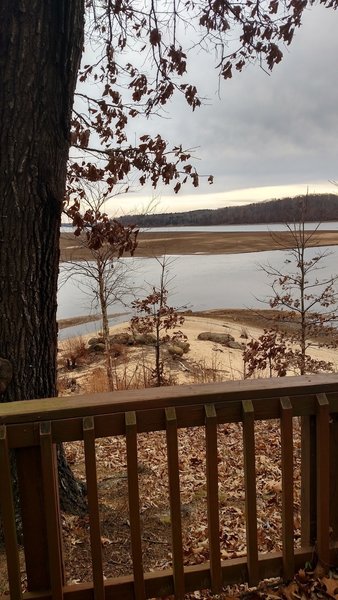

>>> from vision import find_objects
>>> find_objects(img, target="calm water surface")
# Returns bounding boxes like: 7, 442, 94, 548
61, 222, 338, 233
58, 244, 338, 339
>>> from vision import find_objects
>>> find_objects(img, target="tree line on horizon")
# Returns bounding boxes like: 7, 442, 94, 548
118, 193, 338, 227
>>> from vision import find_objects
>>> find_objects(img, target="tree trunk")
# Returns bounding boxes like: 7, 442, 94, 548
98, 268, 115, 391
0, 0, 85, 513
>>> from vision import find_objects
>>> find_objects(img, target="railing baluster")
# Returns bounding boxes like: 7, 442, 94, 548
242, 400, 259, 586
39, 422, 64, 600
316, 393, 330, 568
165, 407, 185, 599
301, 413, 317, 546
83, 416, 105, 600
125, 411, 146, 600
280, 397, 294, 579
205, 403, 222, 593
0, 425, 22, 599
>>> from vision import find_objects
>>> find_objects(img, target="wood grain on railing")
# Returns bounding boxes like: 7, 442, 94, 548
2, 374, 338, 426
280, 397, 294, 579
2, 375, 338, 599
316, 394, 330, 567
205, 403, 222, 593
242, 400, 259, 586
126, 411, 146, 600
83, 416, 105, 600
0, 425, 22, 600
39, 422, 64, 600
166, 407, 185, 599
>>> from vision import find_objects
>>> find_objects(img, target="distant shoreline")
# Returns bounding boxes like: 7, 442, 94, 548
58, 312, 127, 330
60, 229, 338, 261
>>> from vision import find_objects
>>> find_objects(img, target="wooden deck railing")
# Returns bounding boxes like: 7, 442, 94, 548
1, 374, 338, 599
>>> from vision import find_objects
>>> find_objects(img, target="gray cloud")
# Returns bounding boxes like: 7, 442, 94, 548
108, 5, 338, 213
163, 7, 338, 191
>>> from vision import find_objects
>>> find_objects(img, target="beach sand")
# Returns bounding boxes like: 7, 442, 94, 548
58, 226, 338, 389
58, 312, 338, 393
60, 229, 338, 260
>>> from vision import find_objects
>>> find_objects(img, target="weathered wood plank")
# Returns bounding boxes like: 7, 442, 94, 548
6, 392, 336, 449
316, 394, 330, 568
242, 400, 259, 586
166, 407, 185, 599
39, 422, 64, 600
205, 404, 222, 592
280, 397, 294, 579
83, 416, 105, 600
0, 425, 22, 599
125, 411, 146, 600
301, 414, 317, 546
2, 374, 338, 425
11, 546, 332, 600
15, 445, 51, 591
330, 414, 338, 540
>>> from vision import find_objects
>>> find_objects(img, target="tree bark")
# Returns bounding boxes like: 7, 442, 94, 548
0, 0, 85, 512
98, 266, 115, 391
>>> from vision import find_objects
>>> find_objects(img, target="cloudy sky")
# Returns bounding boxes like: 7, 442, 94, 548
107, 5, 338, 215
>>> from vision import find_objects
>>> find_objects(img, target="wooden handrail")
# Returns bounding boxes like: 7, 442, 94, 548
1, 374, 338, 425
1, 375, 338, 599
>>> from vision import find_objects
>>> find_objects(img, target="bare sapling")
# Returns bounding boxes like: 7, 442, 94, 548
245, 196, 338, 378
62, 186, 136, 390
130, 257, 186, 386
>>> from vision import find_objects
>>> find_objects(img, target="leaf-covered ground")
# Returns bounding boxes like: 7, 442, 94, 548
3, 418, 338, 599
59, 419, 302, 595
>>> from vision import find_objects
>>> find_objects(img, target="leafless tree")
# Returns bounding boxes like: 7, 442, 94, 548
62, 187, 136, 390
256, 196, 338, 375
130, 257, 185, 386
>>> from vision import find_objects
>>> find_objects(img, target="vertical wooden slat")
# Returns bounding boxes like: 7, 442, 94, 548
329, 414, 338, 540
16, 446, 51, 591
301, 415, 317, 546
280, 397, 294, 579
39, 422, 64, 600
316, 394, 330, 568
125, 411, 146, 600
165, 407, 185, 599
0, 425, 23, 599
83, 416, 105, 600
242, 400, 259, 586
205, 404, 222, 593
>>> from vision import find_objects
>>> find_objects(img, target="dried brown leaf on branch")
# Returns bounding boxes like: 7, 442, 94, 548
65, 0, 338, 255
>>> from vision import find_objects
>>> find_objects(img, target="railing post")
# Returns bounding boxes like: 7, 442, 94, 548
280, 397, 294, 579
15, 434, 64, 594
330, 413, 338, 541
205, 403, 222, 593
316, 394, 330, 568
15, 445, 52, 591
242, 400, 259, 587
301, 415, 317, 546
0, 426, 23, 599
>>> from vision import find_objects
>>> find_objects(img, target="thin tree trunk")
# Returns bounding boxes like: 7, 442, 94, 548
155, 327, 161, 386
0, 0, 86, 513
98, 269, 115, 391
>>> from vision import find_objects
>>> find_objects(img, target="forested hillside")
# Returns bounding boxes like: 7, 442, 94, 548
119, 193, 338, 227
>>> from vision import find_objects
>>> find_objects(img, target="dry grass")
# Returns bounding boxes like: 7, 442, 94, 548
84, 353, 170, 392
190, 354, 226, 384
63, 336, 87, 369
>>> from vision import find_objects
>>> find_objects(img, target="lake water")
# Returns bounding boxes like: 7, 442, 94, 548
58, 242, 338, 339
61, 221, 338, 234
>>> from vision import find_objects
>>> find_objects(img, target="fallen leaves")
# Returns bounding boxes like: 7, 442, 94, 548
56, 416, 303, 598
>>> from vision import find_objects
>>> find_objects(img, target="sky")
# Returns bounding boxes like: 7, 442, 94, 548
101, 6, 338, 216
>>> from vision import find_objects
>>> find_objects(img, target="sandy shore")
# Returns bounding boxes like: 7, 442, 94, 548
58, 311, 338, 392
106, 314, 338, 382
58, 226, 338, 389
60, 229, 338, 261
